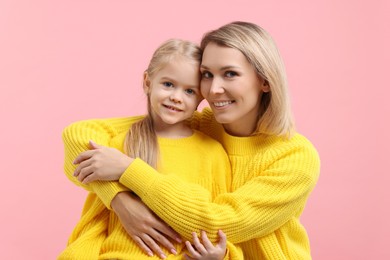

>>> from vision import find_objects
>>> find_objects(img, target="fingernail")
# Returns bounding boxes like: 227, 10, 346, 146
176, 237, 182, 243
147, 252, 153, 257
161, 253, 167, 259
171, 248, 177, 255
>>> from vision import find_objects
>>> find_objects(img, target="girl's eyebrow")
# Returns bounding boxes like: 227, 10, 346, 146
160, 77, 198, 89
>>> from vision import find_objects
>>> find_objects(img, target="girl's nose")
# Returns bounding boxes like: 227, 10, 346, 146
169, 90, 183, 103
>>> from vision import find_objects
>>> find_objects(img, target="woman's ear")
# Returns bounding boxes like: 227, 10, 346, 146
143, 71, 151, 94
261, 80, 270, 93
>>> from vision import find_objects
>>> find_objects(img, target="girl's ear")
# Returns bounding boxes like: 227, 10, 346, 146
143, 71, 151, 94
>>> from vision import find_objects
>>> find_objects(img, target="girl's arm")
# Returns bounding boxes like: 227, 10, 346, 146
184, 230, 227, 260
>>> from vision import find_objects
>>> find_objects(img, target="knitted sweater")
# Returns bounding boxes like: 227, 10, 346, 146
118, 108, 321, 259
59, 116, 242, 259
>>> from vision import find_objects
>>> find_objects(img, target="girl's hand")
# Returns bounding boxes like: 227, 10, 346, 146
73, 140, 133, 184
112, 192, 182, 259
185, 230, 227, 260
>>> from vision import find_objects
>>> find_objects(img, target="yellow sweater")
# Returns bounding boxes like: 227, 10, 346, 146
118, 108, 321, 259
60, 108, 320, 259
59, 116, 242, 259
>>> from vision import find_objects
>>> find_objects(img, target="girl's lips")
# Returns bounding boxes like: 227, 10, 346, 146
163, 104, 182, 112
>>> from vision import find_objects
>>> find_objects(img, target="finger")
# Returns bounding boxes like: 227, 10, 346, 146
141, 234, 167, 259
77, 165, 94, 182
217, 230, 227, 249
82, 173, 98, 184
154, 219, 182, 243
185, 241, 201, 258
149, 229, 177, 255
192, 232, 207, 255
73, 150, 95, 164
132, 235, 154, 257
89, 140, 104, 149
200, 230, 214, 250
184, 253, 196, 260
73, 159, 92, 177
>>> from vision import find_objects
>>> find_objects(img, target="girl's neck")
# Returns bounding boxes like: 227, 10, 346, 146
154, 124, 193, 139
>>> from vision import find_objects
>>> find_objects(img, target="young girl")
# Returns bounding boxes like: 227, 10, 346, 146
69, 21, 320, 259
59, 39, 240, 259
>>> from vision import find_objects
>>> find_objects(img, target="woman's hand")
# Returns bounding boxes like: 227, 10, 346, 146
185, 230, 227, 260
73, 140, 133, 184
112, 192, 182, 259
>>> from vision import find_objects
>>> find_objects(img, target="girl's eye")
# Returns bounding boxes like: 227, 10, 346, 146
225, 71, 237, 78
185, 89, 196, 95
163, 82, 173, 87
201, 71, 213, 79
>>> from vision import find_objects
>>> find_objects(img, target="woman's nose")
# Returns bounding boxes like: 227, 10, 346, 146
209, 78, 225, 94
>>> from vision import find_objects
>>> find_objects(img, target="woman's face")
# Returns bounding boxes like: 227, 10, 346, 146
200, 43, 269, 136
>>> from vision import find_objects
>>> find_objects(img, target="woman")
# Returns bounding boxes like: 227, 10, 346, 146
67, 21, 320, 259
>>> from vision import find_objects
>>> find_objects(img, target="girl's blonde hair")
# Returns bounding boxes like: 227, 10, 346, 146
201, 21, 295, 137
125, 39, 202, 168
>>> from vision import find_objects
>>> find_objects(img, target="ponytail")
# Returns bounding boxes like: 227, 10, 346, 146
124, 99, 159, 168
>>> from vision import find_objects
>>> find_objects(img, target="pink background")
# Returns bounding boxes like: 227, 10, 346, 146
1, 0, 389, 259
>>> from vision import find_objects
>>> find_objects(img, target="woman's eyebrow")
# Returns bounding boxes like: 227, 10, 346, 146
200, 65, 240, 70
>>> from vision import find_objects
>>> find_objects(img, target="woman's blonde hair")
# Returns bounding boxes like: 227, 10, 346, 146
125, 39, 202, 168
201, 21, 294, 137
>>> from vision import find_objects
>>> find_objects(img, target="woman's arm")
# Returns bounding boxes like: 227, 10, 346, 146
62, 118, 181, 258
119, 141, 320, 244
62, 118, 131, 208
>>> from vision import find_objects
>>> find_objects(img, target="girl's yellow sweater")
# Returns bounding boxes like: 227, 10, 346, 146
59, 115, 242, 259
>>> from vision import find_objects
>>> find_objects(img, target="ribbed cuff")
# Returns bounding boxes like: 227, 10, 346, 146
119, 158, 162, 198
90, 181, 128, 209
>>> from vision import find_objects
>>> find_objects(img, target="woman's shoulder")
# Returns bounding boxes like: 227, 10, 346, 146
265, 132, 320, 163
190, 107, 215, 127
63, 115, 145, 137
190, 107, 223, 139
289, 133, 319, 153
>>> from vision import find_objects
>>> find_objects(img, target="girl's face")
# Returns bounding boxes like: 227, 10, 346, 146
200, 43, 269, 136
144, 56, 202, 134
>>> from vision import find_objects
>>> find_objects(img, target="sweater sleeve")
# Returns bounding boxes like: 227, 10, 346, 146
62, 118, 130, 209
119, 141, 320, 243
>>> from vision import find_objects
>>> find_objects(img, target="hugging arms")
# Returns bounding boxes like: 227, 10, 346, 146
62, 110, 319, 259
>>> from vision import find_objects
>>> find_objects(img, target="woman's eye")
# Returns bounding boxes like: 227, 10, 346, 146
225, 71, 237, 78
201, 71, 212, 79
163, 82, 173, 87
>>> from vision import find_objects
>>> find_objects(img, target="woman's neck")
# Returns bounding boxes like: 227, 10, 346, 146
222, 122, 256, 137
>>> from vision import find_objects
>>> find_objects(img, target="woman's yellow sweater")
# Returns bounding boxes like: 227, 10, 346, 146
119, 109, 320, 259
59, 116, 242, 259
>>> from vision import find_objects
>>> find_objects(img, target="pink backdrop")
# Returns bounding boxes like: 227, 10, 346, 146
1, 0, 389, 259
